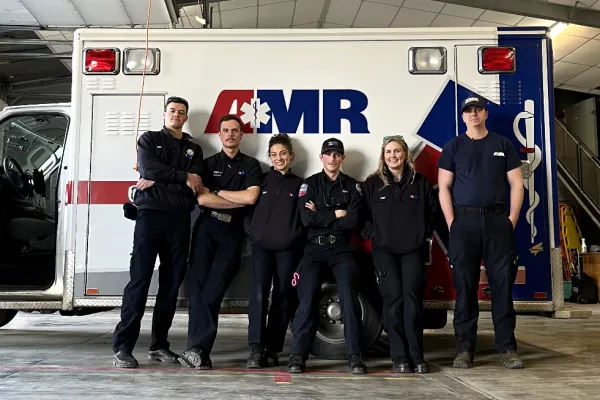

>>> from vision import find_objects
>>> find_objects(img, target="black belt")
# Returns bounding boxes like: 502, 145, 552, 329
454, 206, 505, 215
308, 235, 343, 245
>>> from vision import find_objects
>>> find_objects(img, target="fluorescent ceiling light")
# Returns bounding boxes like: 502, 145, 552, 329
549, 22, 568, 39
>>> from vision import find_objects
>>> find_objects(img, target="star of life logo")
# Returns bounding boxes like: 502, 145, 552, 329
240, 98, 271, 129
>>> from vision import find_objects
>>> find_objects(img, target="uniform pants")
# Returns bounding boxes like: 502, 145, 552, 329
112, 209, 190, 353
372, 249, 426, 362
247, 245, 300, 353
187, 214, 245, 353
291, 243, 362, 357
448, 210, 519, 354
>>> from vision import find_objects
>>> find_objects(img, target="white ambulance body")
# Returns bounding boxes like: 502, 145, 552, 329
0, 27, 563, 359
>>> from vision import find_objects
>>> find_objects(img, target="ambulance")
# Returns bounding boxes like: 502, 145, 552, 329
0, 26, 564, 359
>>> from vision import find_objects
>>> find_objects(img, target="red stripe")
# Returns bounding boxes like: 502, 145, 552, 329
273, 371, 292, 383
414, 145, 440, 186
66, 181, 136, 205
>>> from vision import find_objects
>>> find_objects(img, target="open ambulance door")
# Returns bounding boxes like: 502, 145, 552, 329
0, 104, 69, 326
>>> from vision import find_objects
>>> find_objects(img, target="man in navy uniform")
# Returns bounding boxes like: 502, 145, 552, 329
438, 95, 525, 369
112, 96, 203, 368
179, 114, 262, 370
287, 138, 367, 375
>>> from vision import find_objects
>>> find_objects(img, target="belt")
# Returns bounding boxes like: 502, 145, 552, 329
209, 211, 232, 223
454, 206, 505, 215
308, 235, 342, 245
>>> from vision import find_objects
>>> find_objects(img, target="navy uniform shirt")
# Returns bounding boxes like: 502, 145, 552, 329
135, 127, 204, 214
438, 132, 521, 207
200, 150, 262, 224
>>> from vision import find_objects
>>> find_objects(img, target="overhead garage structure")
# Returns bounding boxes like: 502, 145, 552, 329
0, 0, 599, 106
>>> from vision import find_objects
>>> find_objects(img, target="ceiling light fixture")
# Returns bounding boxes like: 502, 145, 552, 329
549, 22, 568, 39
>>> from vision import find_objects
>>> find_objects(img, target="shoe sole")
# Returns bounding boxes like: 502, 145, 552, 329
148, 354, 179, 363
113, 359, 138, 368
453, 363, 472, 368
502, 363, 525, 369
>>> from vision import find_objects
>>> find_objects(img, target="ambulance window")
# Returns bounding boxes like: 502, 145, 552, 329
0, 113, 68, 176
409, 47, 447, 75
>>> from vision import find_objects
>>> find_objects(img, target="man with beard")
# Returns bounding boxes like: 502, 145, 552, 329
112, 96, 204, 368
179, 114, 262, 370
287, 138, 368, 375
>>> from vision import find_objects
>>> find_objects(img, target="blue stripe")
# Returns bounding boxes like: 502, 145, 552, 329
497, 26, 549, 32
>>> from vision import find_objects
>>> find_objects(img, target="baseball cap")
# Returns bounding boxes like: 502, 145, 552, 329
461, 95, 487, 112
321, 138, 345, 154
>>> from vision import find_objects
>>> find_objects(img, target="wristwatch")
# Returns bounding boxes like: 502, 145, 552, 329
213, 188, 220, 195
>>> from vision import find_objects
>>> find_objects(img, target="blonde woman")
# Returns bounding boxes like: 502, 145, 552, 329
360, 135, 438, 374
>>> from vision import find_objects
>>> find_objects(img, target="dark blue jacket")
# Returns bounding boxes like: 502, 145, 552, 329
134, 127, 203, 214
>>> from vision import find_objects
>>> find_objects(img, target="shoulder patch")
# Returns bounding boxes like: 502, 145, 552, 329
299, 183, 308, 197
355, 183, 363, 196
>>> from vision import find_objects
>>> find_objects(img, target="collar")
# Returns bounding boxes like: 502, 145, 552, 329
161, 126, 192, 141
320, 170, 345, 184
384, 166, 413, 185
218, 148, 243, 161
268, 166, 292, 178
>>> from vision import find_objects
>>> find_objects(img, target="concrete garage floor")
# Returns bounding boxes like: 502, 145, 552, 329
0, 306, 598, 400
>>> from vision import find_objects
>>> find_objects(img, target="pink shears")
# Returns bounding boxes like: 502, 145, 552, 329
291, 272, 300, 286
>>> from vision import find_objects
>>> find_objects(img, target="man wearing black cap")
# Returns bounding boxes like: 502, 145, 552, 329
287, 137, 367, 375
438, 95, 525, 369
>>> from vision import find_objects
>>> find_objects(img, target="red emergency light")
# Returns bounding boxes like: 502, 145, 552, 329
480, 47, 515, 73
84, 48, 120, 74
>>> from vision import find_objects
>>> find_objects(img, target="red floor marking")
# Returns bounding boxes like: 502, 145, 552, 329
273, 371, 292, 383
0, 365, 400, 377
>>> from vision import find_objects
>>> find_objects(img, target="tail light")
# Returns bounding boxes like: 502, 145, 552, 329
478, 47, 516, 74
83, 48, 120, 74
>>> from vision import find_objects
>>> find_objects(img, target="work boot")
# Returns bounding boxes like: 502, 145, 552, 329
348, 353, 367, 375
179, 348, 212, 370
287, 354, 305, 374
499, 351, 525, 369
452, 350, 474, 369
148, 348, 179, 363
246, 344, 265, 369
264, 349, 280, 367
113, 351, 138, 368
392, 357, 412, 373
413, 360, 430, 374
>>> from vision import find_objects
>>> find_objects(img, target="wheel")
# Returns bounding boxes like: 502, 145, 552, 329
577, 295, 588, 304
311, 283, 382, 360
0, 310, 18, 328
422, 309, 448, 329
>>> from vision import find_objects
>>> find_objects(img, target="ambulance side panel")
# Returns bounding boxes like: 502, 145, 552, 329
67, 28, 557, 312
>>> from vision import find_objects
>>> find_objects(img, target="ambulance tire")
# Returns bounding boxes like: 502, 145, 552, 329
311, 283, 382, 360
0, 310, 18, 328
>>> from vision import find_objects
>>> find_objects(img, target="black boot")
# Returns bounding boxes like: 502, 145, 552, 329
113, 351, 138, 368
287, 354, 305, 374
264, 349, 280, 367
348, 354, 367, 374
392, 357, 412, 373
246, 344, 266, 369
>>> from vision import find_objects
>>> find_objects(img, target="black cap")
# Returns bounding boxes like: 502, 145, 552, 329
321, 138, 345, 155
461, 95, 487, 112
